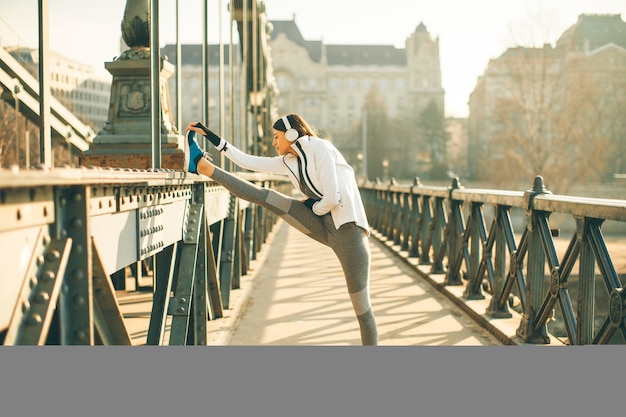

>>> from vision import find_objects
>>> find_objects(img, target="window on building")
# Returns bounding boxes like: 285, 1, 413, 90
276, 75, 291, 93
398, 98, 405, 111
346, 96, 355, 110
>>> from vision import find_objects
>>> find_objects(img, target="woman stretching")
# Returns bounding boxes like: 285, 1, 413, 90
184, 114, 378, 345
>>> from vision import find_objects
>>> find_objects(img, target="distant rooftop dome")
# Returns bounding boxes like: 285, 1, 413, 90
555, 14, 626, 53
415, 22, 429, 33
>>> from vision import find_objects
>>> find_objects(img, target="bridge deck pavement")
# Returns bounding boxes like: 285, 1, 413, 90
118, 219, 504, 346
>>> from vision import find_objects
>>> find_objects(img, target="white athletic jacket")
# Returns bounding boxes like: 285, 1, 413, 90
219, 135, 370, 235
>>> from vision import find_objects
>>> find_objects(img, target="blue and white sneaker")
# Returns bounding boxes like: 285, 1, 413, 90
183, 130, 206, 174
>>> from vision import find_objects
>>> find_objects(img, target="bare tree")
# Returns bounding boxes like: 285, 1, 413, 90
416, 100, 448, 180
0, 100, 77, 168
0, 101, 16, 167
585, 57, 626, 180
486, 46, 611, 193
475, 7, 623, 194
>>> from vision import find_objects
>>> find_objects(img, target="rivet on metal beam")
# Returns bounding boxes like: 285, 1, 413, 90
72, 295, 86, 307
45, 249, 60, 262
71, 270, 84, 282
34, 291, 50, 303
26, 314, 43, 326
41, 270, 54, 282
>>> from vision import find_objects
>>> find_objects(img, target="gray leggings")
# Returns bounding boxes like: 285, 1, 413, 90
211, 167, 378, 345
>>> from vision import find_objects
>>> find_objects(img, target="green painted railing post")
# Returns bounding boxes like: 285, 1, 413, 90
577, 217, 604, 344
486, 206, 513, 318
419, 195, 432, 266
516, 176, 551, 344
219, 194, 238, 309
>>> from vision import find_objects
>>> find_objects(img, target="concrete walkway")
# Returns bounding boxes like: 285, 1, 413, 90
117, 219, 503, 346
203, 220, 502, 346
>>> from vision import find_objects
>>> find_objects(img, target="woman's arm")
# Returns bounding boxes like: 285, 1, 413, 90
187, 122, 286, 175
223, 144, 286, 174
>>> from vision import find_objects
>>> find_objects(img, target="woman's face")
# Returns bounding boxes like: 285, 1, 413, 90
272, 129, 294, 156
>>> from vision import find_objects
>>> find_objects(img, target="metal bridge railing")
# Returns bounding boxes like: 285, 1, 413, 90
361, 175, 626, 345
0, 166, 290, 345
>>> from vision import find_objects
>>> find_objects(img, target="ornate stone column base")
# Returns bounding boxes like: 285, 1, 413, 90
80, 137, 184, 170
80, 48, 184, 171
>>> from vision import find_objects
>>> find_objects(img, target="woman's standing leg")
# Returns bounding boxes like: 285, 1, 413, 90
328, 220, 378, 346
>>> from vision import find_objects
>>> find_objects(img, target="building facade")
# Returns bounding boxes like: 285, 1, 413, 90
160, 43, 245, 149
268, 18, 444, 174
467, 14, 626, 187
162, 17, 445, 179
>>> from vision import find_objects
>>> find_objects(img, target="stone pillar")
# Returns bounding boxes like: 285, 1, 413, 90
80, 0, 184, 170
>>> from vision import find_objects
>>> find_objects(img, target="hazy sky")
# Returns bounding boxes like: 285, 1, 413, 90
1, 0, 625, 117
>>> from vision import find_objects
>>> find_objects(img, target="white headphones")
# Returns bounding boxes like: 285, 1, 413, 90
282, 116, 300, 142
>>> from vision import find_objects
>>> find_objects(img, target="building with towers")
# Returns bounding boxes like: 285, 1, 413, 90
162, 17, 445, 179
268, 18, 444, 175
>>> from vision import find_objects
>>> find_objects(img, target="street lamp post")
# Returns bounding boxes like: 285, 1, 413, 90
361, 109, 367, 180
382, 158, 389, 182
356, 152, 363, 183
12, 81, 21, 166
